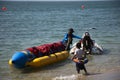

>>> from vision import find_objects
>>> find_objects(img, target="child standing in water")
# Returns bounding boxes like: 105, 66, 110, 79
72, 42, 88, 74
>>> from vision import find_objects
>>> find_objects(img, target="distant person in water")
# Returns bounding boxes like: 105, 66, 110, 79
62, 28, 81, 50
82, 32, 93, 54
71, 42, 88, 74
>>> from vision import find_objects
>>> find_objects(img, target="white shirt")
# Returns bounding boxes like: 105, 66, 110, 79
74, 48, 84, 59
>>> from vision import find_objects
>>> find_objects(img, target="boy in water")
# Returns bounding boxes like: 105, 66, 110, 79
72, 42, 88, 74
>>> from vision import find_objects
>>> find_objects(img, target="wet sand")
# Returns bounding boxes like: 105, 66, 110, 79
51, 67, 120, 80
87, 68, 120, 80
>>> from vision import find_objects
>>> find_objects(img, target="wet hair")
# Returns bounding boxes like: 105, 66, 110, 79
76, 42, 81, 48
68, 28, 74, 33
85, 32, 90, 36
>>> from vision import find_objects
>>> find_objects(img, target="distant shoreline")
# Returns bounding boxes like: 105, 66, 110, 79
0, 1, 119, 2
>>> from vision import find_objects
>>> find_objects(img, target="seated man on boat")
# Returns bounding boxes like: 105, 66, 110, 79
70, 32, 103, 55
82, 32, 94, 54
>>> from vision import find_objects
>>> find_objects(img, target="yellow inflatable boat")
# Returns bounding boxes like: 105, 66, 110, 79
9, 41, 69, 68
26, 51, 69, 67
9, 51, 69, 68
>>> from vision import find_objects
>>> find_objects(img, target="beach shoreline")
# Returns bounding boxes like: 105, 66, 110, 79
52, 67, 120, 80
86, 67, 120, 80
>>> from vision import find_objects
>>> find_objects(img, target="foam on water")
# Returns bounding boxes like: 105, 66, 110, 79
52, 74, 84, 80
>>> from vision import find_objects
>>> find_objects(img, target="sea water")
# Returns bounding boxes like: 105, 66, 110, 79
0, 1, 120, 80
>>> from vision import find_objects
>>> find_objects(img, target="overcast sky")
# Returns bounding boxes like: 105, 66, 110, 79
0, 0, 116, 1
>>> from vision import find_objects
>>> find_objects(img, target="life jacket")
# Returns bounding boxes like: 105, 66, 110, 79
26, 41, 65, 57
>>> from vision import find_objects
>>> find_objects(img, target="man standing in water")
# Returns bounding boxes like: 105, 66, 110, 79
62, 28, 81, 50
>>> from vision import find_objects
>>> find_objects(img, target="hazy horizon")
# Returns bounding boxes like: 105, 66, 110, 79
0, 0, 117, 1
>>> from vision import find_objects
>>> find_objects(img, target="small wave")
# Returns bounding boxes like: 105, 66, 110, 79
52, 74, 83, 80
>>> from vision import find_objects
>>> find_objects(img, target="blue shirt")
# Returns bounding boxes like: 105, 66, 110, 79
62, 33, 82, 43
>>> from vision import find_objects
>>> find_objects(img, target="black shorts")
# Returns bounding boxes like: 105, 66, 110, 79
76, 62, 85, 70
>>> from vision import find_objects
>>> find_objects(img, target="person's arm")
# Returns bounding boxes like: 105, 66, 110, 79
90, 39, 94, 46
71, 49, 77, 60
71, 54, 76, 60
72, 34, 82, 39
71, 49, 80, 63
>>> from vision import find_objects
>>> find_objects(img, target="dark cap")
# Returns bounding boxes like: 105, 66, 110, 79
69, 28, 74, 33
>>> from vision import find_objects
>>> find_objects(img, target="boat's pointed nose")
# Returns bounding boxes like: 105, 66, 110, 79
11, 60, 15, 64
10, 52, 28, 68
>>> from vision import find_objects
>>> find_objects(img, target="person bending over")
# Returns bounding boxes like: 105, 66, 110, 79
62, 28, 81, 50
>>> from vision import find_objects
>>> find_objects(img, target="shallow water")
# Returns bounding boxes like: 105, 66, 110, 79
0, 1, 120, 80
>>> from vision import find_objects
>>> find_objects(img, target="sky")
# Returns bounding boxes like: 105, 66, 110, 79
0, 0, 116, 1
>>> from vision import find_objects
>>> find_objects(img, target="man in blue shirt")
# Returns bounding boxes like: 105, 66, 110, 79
62, 28, 82, 50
